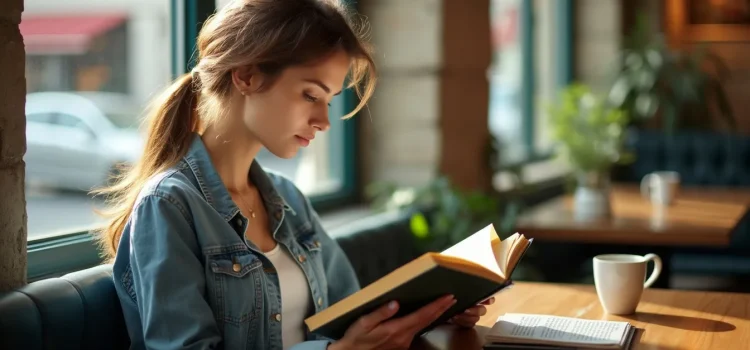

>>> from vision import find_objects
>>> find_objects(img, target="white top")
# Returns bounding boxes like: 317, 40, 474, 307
264, 244, 311, 350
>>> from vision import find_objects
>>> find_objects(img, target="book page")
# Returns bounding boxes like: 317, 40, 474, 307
488, 314, 630, 345
440, 224, 504, 278
507, 234, 530, 273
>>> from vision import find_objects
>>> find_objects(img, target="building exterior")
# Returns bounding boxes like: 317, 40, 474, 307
23, 0, 172, 107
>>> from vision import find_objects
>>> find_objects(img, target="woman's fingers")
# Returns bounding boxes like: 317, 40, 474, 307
450, 314, 481, 328
462, 305, 487, 317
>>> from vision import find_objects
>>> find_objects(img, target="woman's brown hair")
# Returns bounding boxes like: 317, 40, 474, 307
93, 0, 376, 260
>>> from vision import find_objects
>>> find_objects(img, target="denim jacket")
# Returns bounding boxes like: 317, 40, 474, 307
112, 134, 361, 350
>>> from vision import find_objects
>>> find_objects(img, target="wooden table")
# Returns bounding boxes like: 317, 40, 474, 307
515, 185, 750, 247
413, 282, 750, 349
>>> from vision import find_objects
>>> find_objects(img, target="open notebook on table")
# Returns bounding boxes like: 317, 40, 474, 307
484, 314, 638, 350
304, 224, 533, 340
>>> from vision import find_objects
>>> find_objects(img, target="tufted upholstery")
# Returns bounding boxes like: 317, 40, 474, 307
0, 210, 419, 349
0, 264, 130, 350
615, 129, 750, 187
613, 129, 750, 276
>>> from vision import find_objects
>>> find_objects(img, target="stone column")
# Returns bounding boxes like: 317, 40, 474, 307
575, 0, 622, 93
0, 0, 28, 292
359, 0, 492, 192
359, 0, 444, 188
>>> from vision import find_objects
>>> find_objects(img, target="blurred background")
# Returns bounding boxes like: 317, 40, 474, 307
10, 0, 750, 291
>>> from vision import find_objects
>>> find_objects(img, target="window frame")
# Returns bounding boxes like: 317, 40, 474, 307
27, 0, 361, 280
499, 0, 573, 169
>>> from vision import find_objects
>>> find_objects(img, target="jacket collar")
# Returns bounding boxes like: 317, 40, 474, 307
182, 133, 291, 222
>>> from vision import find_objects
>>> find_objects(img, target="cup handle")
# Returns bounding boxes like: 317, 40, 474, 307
643, 253, 662, 288
640, 174, 654, 199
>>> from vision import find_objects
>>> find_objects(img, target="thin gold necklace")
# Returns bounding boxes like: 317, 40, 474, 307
229, 189, 257, 218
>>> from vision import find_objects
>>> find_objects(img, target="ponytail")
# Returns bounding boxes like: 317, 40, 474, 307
93, 73, 200, 261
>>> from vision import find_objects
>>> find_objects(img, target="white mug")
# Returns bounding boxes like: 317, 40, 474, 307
640, 171, 680, 206
593, 254, 662, 315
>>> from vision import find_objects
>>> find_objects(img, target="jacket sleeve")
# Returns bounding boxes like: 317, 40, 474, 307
129, 194, 222, 350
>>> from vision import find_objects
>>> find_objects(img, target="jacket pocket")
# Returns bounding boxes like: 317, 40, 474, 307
206, 251, 263, 326
296, 227, 322, 254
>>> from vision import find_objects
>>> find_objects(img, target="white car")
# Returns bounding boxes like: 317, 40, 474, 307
25, 91, 144, 192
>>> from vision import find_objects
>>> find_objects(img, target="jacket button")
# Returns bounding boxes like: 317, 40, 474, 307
298, 255, 306, 263
274, 313, 282, 322
317, 297, 323, 306
314, 241, 321, 248
275, 211, 282, 220
232, 263, 241, 272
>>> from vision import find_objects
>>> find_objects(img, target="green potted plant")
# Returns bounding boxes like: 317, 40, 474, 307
365, 176, 503, 253
547, 83, 631, 220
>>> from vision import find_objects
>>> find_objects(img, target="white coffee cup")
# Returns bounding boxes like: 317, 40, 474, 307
593, 254, 662, 315
640, 171, 680, 206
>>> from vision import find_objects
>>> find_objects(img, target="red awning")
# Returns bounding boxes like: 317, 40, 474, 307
20, 14, 127, 55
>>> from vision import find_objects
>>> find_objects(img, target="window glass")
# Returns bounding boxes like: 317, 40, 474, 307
27, 113, 53, 124
489, 0, 525, 161
489, 0, 565, 162
22, 0, 171, 240
55, 113, 84, 128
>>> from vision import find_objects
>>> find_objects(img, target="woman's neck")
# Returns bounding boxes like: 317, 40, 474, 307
201, 122, 263, 192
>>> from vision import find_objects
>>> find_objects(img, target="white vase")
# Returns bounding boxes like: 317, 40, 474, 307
573, 171, 612, 221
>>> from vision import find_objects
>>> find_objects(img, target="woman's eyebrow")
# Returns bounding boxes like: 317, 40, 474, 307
303, 79, 342, 95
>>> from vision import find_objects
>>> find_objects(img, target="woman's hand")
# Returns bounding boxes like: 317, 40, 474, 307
448, 296, 495, 328
328, 295, 457, 350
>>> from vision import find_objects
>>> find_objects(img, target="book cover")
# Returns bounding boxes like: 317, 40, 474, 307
305, 224, 533, 340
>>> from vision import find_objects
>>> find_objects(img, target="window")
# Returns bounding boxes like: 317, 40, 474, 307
26, 0, 360, 279
22, 0, 171, 242
488, 0, 572, 166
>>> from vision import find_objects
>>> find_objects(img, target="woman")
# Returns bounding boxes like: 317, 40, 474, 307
96, 1, 491, 349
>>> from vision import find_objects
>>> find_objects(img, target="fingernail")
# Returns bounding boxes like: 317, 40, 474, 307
389, 301, 398, 310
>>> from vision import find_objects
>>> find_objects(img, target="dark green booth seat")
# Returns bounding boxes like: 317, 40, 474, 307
0, 210, 418, 349
330, 210, 421, 287
613, 129, 750, 280
0, 264, 130, 350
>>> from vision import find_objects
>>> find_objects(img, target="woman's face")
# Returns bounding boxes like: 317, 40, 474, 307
233, 49, 351, 159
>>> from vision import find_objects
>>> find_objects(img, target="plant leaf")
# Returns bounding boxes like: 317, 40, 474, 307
410, 213, 430, 239
711, 79, 736, 129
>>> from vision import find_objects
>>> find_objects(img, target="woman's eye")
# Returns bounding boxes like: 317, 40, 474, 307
303, 93, 317, 103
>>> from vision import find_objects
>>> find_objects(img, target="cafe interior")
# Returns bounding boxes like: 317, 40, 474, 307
2, 0, 750, 348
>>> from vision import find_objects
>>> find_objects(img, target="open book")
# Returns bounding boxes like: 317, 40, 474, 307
484, 314, 637, 350
304, 224, 533, 340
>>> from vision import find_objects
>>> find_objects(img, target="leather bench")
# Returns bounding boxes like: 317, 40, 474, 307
0, 210, 418, 349
0, 264, 130, 350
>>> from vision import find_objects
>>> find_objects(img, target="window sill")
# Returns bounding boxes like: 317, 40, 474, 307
493, 152, 570, 192
26, 204, 378, 281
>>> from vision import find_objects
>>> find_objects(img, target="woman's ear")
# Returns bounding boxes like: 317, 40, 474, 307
231, 66, 257, 94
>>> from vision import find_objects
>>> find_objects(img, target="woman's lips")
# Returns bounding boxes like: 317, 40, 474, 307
296, 135, 312, 147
